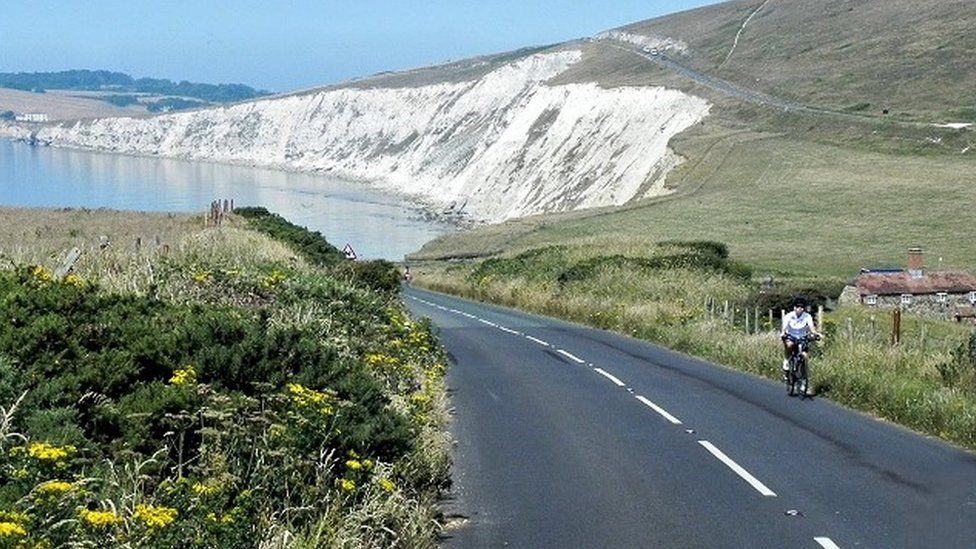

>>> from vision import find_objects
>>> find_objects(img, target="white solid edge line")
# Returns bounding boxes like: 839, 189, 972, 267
594, 368, 626, 387
556, 349, 586, 363
814, 538, 841, 549
698, 440, 777, 497
526, 336, 550, 347
635, 396, 682, 424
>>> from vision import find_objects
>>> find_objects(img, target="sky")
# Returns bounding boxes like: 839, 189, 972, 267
0, 1, 723, 93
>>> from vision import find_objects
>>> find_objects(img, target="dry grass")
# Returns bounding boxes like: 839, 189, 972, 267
0, 88, 145, 120
412, 133, 976, 278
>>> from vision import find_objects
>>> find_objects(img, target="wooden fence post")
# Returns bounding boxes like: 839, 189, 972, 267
891, 308, 902, 346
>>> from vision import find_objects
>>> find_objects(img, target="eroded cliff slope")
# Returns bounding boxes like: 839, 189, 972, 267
31, 50, 709, 222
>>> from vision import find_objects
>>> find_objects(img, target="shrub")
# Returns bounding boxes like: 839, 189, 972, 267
334, 260, 402, 294
233, 207, 345, 267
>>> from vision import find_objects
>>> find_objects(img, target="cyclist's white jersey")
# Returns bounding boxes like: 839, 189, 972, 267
783, 311, 815, 338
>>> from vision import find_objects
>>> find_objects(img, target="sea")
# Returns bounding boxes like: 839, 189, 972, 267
0, 139, 457, 260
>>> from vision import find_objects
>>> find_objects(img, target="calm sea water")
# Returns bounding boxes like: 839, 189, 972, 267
0, 139, 455, 259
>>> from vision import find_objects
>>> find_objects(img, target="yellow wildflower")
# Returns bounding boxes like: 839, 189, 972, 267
361, 459, 374, 470
0, 521, 27, 537
192, 271, 211, 284
169, 365, 197, 386
262, 269, 286, 288
191, 482, 218, 496
36, 480, 73, 495
78, 509, 120, 528
285, 383, 335, 415
206, 512, 234, 524
28, 442, 75, 462
338, 479, 355, 493
31, 265, 52, 282
63, 273, 83, 287
377, 478, 396, 493
345, 459, 362, 471
133, 504, 178, 530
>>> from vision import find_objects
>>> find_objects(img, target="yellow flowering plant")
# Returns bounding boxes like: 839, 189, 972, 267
78, 508, 120, 529
0, 521, 27, 537
169, 365, 198, 386
132, 504, 178, 530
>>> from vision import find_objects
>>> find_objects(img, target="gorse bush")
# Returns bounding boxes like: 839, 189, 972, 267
234, 206, 345, 267
334, 259, 403, 294
469, 241, 750, 288
0, 219, 450, 547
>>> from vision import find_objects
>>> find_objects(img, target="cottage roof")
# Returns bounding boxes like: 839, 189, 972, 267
856, 271, 976, 296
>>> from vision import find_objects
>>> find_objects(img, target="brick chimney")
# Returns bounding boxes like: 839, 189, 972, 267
907, 248, 924, 278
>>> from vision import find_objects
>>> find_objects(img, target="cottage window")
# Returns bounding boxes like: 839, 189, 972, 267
900, 294, 913, 305
936, 292, 948, 303
865, 294, 878, 306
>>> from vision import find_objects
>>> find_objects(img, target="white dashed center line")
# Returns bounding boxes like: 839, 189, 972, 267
814, 537, 841, 549
525, 335, 551, 347
698, 440, 777, 497
556, 349, 586, 363
593, 368, 626, 387
635, 396, 683, 425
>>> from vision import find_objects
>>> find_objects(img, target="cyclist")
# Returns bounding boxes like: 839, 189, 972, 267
780, 297, 822, 381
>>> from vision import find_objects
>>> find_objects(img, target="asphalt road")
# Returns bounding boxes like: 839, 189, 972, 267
403, 286, 976, 548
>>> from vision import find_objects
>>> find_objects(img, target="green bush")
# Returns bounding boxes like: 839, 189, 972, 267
744, 278, 847, 313
0, 267, 411, 461
233, 206, 345, 267
334, 259, 403, 293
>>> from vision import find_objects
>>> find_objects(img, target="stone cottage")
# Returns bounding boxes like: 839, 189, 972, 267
840, 248, 976, 319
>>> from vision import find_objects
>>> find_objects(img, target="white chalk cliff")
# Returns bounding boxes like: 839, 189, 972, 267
31, 51, 709, 223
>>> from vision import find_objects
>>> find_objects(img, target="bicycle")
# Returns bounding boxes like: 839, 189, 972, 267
784, 334, 819, 397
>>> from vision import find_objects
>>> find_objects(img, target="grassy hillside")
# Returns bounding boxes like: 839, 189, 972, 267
0, 208, 449, 548
623, 0, 976, 122
411, 0, 976, 279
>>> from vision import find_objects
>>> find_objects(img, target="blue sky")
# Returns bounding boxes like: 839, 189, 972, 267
0, 1, 722, 92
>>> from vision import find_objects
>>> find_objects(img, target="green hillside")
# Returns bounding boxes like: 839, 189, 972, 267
412, 0, 976, 278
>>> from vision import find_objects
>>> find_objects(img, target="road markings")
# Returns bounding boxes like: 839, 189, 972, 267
698, 440, 777, 497
525, 335, 550, 347
497, 326, 521, 335
478, 319, 498, 327
593, 368, 626, 387
814, 538, 841, 549
556, 349, 586, 363
635, 396, 683, 425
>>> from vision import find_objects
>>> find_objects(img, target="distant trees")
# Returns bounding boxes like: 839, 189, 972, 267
100, 94, 140, 107
0, 70, 268, 103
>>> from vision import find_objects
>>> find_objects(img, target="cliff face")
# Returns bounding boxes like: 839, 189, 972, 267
33, 51, 709, 223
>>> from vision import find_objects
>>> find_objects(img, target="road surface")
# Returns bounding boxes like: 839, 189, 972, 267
404, 286, 976, 548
